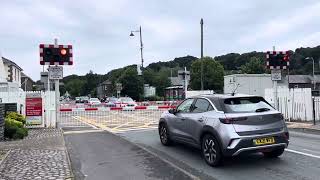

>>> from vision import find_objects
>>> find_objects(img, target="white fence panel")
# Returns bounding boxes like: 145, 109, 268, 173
0, 90, 56, 128
44, 91, 56, 127
265, 88, 313, 121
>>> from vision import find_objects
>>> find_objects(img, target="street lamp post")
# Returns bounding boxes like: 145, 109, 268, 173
130, 26, 144, 68
306, 57, 316, 90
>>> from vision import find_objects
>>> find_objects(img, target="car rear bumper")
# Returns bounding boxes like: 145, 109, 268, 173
223, 132, 289, 156
232, 143, 287, 156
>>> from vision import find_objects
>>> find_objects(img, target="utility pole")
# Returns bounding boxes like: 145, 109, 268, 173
272, 46, 278, 110
310, 57, 316, 90
54, 38, 59, 128
200, 18, 204, 91
139, 26, 144, 68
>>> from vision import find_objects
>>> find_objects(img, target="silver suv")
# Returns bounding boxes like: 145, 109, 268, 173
158, 94, 289, 166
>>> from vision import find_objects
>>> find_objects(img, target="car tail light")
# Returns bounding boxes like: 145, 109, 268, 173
283, 132, 289, 140
219, 117, 248, 124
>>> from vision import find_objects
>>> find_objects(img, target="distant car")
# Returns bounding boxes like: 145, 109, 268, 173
80, 96, 89, 103
105, 97, 119, 107
75, 97, 81, 103
118, 97, 137, 107
88, 98, 101, 106
158, 94, 289, 167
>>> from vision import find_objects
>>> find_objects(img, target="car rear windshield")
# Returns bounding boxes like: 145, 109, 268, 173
223, 97, 274, 113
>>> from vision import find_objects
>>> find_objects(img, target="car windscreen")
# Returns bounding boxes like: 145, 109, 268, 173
223, 96, 274, 113
120, 98, 133, 102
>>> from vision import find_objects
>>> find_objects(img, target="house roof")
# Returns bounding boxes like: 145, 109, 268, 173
2, 57, 23, 71
285, 75, 320, 84
287, 75, 311, 84
21, 72, 34, 82
98, 80, 112, 86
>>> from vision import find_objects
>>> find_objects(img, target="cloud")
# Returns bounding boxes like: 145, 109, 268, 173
1, 0, 320, 80
238, 1, 320, 45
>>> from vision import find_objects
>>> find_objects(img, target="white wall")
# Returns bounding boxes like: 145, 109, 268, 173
144, 86, 156, 97
3, 63, 21, 86
186, 90, 214, 98
224, 74, 273, 97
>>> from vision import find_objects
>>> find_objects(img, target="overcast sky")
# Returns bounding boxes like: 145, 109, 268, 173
1, 0, 320, 80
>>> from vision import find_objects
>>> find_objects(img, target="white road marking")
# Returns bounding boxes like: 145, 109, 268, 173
64, 129, 105, 134
285, 149, 320, 159
71, 116, 98, 129
302, 148, 320, 154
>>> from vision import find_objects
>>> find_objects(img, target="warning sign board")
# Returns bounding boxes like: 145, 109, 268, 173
271, 69, 282, 81
49, 66, 63, 80
26, 94, 42, 125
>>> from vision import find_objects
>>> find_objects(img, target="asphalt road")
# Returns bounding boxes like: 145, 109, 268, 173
120, 129, 320, 180
64, 130, 194, 180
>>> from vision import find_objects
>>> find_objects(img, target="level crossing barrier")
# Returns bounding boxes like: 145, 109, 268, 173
58, 105, 175, 132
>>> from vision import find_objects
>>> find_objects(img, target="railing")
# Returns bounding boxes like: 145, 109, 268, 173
59, 106, 174, 133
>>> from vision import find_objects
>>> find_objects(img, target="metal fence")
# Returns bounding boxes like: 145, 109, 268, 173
59, 106, 172, 133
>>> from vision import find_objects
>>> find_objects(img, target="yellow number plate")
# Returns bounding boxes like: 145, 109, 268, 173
253, 137, 275, 145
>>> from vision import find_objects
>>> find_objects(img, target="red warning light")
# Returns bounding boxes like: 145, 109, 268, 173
60, 49, 67, 55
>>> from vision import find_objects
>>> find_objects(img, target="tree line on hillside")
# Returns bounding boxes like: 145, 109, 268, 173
60, 46, 320, 100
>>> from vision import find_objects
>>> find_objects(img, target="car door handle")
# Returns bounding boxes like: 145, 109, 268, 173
181, 118, 186, 121
198, 118, 204, 122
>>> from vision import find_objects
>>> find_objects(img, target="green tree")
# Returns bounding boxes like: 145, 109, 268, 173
119, 67, 144, 101
240, 57, 266, 74
65, 79, 86, 97
190, 56, 224, 92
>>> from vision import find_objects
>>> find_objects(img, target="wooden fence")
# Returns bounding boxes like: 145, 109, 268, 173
265, 88, 313, 121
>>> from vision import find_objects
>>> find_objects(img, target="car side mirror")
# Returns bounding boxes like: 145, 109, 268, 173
168, 108, 176, 114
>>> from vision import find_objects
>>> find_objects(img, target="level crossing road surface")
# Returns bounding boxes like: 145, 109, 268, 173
59, 110, 161, 133
119, 129, 320, 180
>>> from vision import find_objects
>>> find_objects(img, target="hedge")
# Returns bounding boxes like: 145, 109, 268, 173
4, 112, 28, 140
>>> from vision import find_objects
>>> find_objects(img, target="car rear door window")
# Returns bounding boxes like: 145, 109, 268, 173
177, 99, 194, 113
223, 96, 274, 113
192, 99, 212, 113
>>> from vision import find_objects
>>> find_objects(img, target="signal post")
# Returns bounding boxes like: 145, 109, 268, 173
266, 50, 290, 110
39, 39, 73, 127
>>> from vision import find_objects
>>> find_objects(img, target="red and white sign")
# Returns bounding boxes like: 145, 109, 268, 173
26, 96, 43, 125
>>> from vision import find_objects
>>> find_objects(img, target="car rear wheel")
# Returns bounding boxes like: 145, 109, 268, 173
202, 134, 222, 167
263, 148, 285, 158
159, 123, 172, 146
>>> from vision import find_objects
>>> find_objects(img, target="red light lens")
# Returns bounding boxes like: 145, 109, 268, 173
60, 49, 67, 55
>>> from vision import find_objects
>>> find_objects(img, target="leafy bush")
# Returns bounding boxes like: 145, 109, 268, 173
144, 96, 163, 101
4, 118, 28, 140
6, 112, 26, 125
12, 128, 28, 139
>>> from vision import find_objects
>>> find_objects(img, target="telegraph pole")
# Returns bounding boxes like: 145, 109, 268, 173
200, 18, 204, 90
139, 26, 144, 68
272, 46, 278, 110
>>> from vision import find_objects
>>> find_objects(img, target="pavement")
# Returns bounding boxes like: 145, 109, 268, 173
119, 129, 320, 180
63, 129, 195, 180
0, 129, 72, 180
286, 121, 320, 134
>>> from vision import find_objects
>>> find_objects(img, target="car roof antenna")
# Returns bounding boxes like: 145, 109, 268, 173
231, 83, 240, 96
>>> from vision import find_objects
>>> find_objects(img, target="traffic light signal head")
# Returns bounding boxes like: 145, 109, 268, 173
40, 44, 73, 65
266, 51, 290, 70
